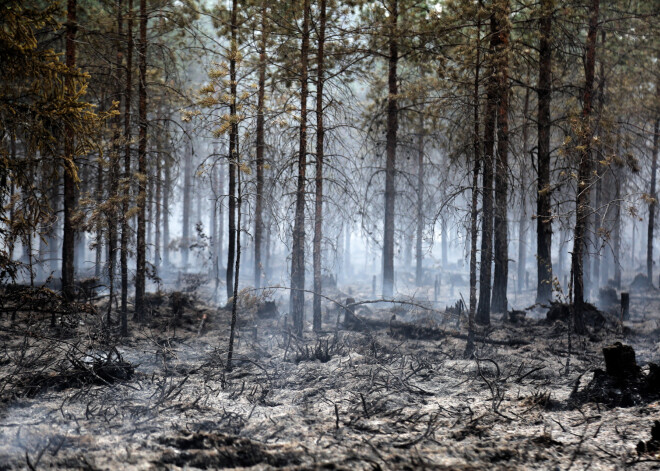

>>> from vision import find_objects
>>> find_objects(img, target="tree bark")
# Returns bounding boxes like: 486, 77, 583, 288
313, 0, 327, 332
571, 0, 599, 333
648, 116, 659, 283
536, 0, 553, 304
163, 143, 170, 269
95, 151, 104, 279
182, 124, 192, 268
121, 0, 133, 336
290, 0, 311, 336
226, 0, 238, 302
227, 139, 243, 372
476, 8, 499, 325
466, 6, 481, 356
382, 0, 398, 298
62, 0, 77, 303
155, 134, 161, 272
415, 118, 424, 287
107, 0, 123, 325
134, 0, 147, 322
254, 5, 267, 291
491, 0, 510, 314
518, 83, 530, 294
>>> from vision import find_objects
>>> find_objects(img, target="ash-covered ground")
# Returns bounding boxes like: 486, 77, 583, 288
1, 278, 659, 470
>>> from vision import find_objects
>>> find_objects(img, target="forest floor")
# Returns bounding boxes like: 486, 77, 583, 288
1, 277, 660, 470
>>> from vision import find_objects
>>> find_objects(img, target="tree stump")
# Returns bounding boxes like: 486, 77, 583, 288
602, 342, 640, 378
621, 292, 630, 320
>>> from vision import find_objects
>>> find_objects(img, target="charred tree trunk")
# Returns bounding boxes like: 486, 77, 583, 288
182, 125, 192, 269
536, 0, 553, 304
155, 137, 161, 273
415, 120, 424, 287
466, 8, 481, 356
476, 9, 499, 325
163, 148, 170, 268
491, 0, 510, 314
254, 6, 267, 291
107, 0, 123, 324
290, 0, 310, 336
227, 141, 243, 372
95, 153, 104, 279
313, 0, 327, 332
62, 0, 77, 303
571, 0, 599, 334
134, 0, 147, 321
121, 0, 133, 336
382, 0, 399, 298
648, 117, 659, 284
226, 0, 238, 302
518, 83, 530, 294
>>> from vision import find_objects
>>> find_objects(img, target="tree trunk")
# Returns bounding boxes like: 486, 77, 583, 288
313, 0, 327, 332
254, 6, 267, 291
415, 121, 424, 287
517, 84, 529, 294
62, 0, 77, 303
382, 0, 398, 298
182, 125, 192, 268
155, 137, 161, 273
491, 0, 510, 314
95, 153, 104, 279
476, 8, 499, 325
344, 221, 351, 278
648, 117, 659, 283
571, 0, 599, 333
290, 0, 311, 336
441, 217, 448, 268
226, 139, 243, 372
107, 0, 122, 324
536, 0, 553, 304
226, 0, 238, 302
163, 146, 170, 268
613, 156, 622, 289
466, 7, 481, 356
121, 0, 133, 336
134, 0, 147, 322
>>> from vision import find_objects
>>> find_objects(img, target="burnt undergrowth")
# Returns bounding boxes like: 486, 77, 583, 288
0, 284, 659, 469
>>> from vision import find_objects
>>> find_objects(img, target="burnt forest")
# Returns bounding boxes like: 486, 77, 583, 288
1, 0, 660, 469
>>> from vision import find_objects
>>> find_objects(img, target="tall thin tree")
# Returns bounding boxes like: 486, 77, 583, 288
313, 0, 327, 332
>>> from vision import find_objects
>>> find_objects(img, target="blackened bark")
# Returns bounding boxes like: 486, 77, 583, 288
121, 0, 133, 336
62, 0, 77, 303
227, 141, 243, 371
415, 121, 424, 288
383, 0, 398, 298
313, 0, 327, 332
134, 0, 147, 321
466, 7, 481, 356
491, 0, 510, 314
226, 0, 238, 302
182, 125, 192, 268
290, 0, 310, 336
155, 136, 161, 272
254, 6, 267, 291
536, 0, 553, 304
163, 146, 170, 267
518, 84, 530, 294
476, 9, 499, 325
648, 116, 659, 283
95, 152, 104, 279
572, 0, 599, 334
107, 0, 122, 325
